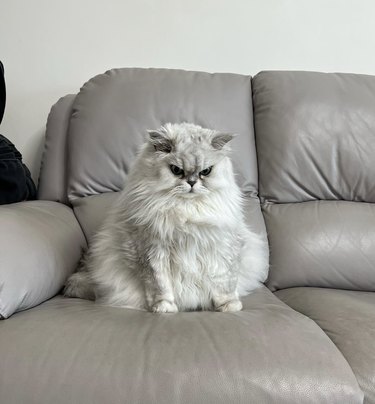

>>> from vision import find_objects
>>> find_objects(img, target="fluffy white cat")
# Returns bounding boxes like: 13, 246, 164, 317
64, 123, 269, 312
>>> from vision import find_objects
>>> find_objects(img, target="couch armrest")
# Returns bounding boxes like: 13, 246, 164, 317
0, 201, 86, 319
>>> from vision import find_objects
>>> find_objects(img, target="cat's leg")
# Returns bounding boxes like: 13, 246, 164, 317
213, 293, 243, 312
145, 247, 178, 313
211, 272, 243, 312
64, 271, 95, 300
145, 274, 178, 313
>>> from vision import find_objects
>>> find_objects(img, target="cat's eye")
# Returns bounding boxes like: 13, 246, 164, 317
199, 166, 213, 176
170, 165, 184, 176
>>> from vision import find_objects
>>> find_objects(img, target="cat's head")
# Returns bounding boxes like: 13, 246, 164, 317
146, 123, 236, 197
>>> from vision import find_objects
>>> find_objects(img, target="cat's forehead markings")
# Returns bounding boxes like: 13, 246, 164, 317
175, 153, 194, 173
183, 154, 195, 172
183, 153, 205, 173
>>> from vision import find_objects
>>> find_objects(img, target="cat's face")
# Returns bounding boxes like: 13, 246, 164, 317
147, 123, 235, 198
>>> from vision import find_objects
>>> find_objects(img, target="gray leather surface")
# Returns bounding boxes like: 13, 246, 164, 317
263, 200, 375, 291
0, 287, 362, 404
253, 71, 375, 203
0, 201, 86, 318
38, 94, 76, 205
72, 192, 121, 242
67, 68, 258, 201
276, 287, 375, 403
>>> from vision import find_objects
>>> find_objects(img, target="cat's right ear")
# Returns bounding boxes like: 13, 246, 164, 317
147, 130, 173, 153
211, 132, 236, 150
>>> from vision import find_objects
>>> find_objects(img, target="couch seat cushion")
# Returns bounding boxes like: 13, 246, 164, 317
276, 287, 375, 403
0, 287, 362, 404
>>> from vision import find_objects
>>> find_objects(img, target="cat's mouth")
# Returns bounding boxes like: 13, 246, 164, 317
178, 190, 199, 199
183, 188, 208, 198
173, 185, 207, 198
182, 192, 197, 198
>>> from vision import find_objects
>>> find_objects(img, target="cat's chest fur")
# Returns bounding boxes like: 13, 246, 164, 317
154, 198, 239, 250
147, 201, 241, 307
168, 225, 239, 310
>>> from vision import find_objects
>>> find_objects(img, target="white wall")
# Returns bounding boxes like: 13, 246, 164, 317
1, 0, 375, 180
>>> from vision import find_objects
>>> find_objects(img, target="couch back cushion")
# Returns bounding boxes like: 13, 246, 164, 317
64, 68, 263, 240
38, 95, 75, 204
253, 71, 375, 291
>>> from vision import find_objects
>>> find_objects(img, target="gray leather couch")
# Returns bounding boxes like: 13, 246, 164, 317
0, 69, 374, 404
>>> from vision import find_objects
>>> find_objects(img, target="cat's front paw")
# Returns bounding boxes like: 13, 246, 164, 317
152, 300, 178, 313
215, 299, 243, 312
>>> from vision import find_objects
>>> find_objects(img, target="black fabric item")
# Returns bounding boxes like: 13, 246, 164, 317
0, 61, 5, 125
0, 63, 37, 204
0, 135, 37, 204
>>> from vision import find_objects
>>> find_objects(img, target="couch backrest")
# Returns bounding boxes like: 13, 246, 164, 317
40, 68, 375, 292
253, 71, 375, 291
38, 94, 75, 205
39, 68, 266, 242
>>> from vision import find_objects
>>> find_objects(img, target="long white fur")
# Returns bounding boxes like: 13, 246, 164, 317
64, 123, 269, 312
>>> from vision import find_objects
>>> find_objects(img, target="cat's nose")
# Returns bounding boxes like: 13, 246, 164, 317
187, 180, 197, 188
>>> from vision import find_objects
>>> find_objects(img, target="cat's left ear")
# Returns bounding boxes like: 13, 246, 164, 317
211, 133, 237, 150
147, 129, 173, 153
